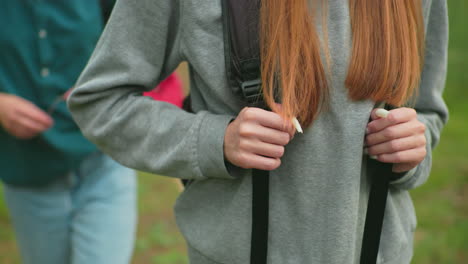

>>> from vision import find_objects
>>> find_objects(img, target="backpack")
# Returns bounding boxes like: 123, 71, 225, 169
220, 1, 397, 263
99, 0, 114, 23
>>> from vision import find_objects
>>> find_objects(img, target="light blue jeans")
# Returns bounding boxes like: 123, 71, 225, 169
3, 152, 137, 264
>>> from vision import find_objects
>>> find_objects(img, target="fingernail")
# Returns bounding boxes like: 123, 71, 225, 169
376, 109, 389, 118
292, 117, 303, 133
366, 127, 370, 134
370, 155, 378, 160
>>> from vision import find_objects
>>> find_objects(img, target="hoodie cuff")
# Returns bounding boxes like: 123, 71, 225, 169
389, 166, 418, 185
196, 112, 244, 180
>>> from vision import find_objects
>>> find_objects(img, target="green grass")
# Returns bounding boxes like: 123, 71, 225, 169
131, 173, 188, 264
0, 186, 18, 264
1, 1, 467, 263
410, 1, 468, 263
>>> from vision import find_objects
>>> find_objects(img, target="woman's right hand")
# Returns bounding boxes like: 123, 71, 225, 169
224, 107, 295, 171
0, 93, 53, 139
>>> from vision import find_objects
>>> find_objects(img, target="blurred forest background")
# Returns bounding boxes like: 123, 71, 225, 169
0, 0, 466, 263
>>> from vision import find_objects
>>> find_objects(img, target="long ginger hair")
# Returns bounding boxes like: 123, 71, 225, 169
259, 0, 425, 127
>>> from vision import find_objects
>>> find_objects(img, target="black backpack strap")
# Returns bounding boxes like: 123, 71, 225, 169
360, 104, 398, 264
221, 1, 269, 263
99, 0, 114, 23
221, 0, 263, 106
250, 169, 269, 264
360, 159, 392, 264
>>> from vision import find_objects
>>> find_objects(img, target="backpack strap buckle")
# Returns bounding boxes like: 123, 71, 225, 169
239, 78, 262, 104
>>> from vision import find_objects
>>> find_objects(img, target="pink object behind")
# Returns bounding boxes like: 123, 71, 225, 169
144, 73, 184, 108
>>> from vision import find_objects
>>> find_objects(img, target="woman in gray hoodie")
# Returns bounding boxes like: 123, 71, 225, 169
68, 0, 448, 263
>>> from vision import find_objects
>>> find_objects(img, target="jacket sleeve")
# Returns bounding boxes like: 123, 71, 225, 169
390, 0, 449, 190
68, 0, 236, 180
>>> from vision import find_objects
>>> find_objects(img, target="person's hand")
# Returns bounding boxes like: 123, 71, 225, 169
62, 87, 73, 100
224, 107, 295, 171
365, 108, 427, 173
0, 93, 53, 139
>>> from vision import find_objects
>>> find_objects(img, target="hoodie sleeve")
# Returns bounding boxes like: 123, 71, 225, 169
68, 0, 236, 180
390, 0, 449, 190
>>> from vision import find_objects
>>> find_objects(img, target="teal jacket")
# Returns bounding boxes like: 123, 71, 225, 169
0, 1, 110, 186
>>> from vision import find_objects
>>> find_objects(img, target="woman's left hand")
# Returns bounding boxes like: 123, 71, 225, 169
365, 108, 427, 173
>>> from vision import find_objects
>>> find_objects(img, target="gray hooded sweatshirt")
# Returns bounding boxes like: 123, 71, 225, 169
68, 0, 448, 263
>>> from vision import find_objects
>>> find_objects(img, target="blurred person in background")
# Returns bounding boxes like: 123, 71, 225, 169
144, 73, 185, 108
0, 1, 136, 263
